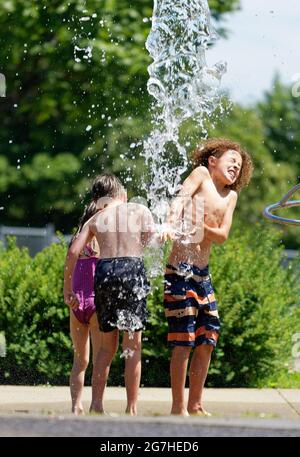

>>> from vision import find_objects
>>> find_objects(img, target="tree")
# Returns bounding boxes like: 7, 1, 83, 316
209, 0, 240, 19
0, 0, 240, 230
256, 77, 300, 246
205, 102, 299, 247
258, 76, 300, 173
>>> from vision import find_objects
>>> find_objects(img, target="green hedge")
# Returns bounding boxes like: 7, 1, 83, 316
0, 238, 70, 384
209, 225, 300, 387
0, 225, 300, 387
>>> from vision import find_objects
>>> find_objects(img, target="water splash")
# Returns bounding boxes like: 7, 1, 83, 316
146, 0, 225, 124
143, 0, 226, 223
114, 310, 144, 335
74, 45, 93, 63
114, 310, 144, 359
120, 348, 135, 359
0, 73, 6, 97
0, 333, 6, 358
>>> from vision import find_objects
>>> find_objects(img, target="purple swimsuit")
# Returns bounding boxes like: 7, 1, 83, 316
72, 244, 99, 325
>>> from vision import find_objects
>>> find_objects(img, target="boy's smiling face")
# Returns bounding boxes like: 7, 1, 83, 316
209, 149, 242, 186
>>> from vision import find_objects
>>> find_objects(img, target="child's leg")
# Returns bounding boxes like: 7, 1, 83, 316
70, 312, 90, 415
89, 328, 119, 413
170, 346, 192, 416
88, 313, 104, 412
122, 331, 142, 416
187, 344, 213, 415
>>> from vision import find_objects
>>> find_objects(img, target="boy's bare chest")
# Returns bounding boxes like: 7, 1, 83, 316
194, 182, 230, 225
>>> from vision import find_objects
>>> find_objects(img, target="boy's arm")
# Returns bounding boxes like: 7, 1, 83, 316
163, 167, 208, 242
169, 167, 207, 225
204, 192, 238, 244
63, 223, 94, 308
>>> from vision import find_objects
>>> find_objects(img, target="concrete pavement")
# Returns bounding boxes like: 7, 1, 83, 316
1, 414, 300, 437
0, 386, 300, 418
0, 386, 299, 436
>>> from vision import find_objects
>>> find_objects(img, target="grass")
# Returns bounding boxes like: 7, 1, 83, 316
242, 411, 279, 419
258, 371, 300, 389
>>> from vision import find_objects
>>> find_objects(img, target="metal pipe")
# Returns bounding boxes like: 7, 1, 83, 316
263, 183, 300, 226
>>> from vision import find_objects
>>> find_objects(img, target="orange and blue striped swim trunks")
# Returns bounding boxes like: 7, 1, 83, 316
164, 263, 220, 348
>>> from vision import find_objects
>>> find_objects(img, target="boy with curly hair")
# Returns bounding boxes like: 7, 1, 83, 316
164, 138, 253, 416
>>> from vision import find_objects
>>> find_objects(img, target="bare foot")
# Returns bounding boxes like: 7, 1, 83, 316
72, 405, 85, 416
89, 409, 110, 416
188, 408, 212, 417
171, 409, 190, 417
125, 407, 137, 416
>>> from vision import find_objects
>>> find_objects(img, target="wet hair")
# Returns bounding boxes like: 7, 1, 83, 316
77, 201, 98, 232
92, 173, 125, 200
70, 174, 125, 245
70, 200, 98, 245
192, 138, 253, 192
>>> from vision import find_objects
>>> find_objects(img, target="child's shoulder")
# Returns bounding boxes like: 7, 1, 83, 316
125, 201, 149, 215
191, 165, 210, 178
228, 188, 238, 198
128, 202, 151, 215
187, 165, 210, 185
127, 201, 146, 210
227, 189, 238, 203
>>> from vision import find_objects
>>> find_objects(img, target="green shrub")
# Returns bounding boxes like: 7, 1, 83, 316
142, 224, 300, 388
0, 238, 71, 384
0, 225, 300, 387
209, 223, 300, 387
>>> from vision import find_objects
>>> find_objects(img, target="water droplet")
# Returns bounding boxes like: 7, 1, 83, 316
120, 348, 134, 359
0, 333, 6, 358
74, 45, 93, 63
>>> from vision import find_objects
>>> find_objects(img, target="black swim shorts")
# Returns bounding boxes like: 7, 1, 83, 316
94, 257, 150, 332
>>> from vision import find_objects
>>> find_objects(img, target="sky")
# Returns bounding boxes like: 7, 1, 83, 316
208, 0, 300, 104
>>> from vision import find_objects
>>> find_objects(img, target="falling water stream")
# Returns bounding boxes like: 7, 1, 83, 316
143, 0, 226, 215
139, 0, 227, 280
118, 0, 227, 352
73, 1, 227, 352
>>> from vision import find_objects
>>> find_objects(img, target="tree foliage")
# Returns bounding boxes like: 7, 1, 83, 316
258, 76, 300, 172
0, 0, 240, 229
256, 77, 300, 246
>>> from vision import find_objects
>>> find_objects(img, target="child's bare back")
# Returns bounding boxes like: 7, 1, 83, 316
90, 201, 154, 258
